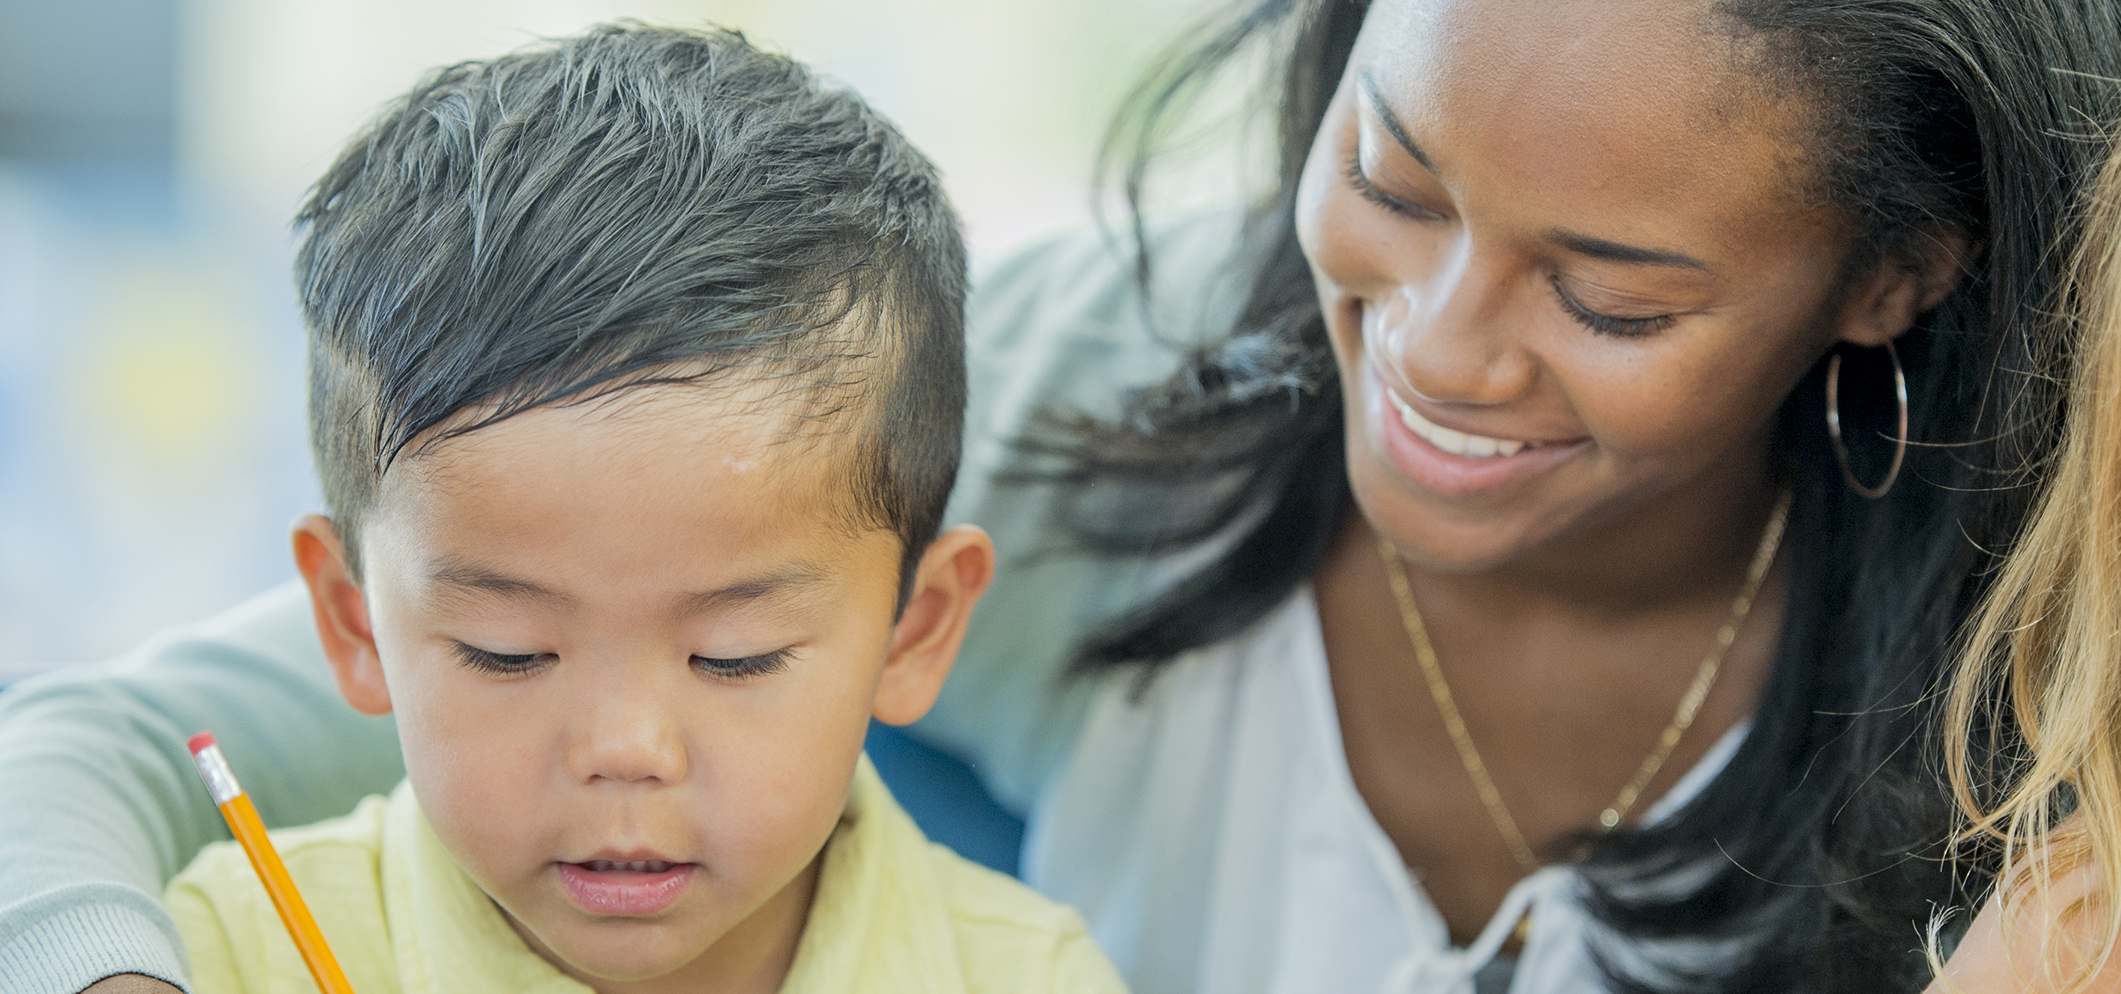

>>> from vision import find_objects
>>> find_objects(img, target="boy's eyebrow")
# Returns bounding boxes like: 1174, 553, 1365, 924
426, 557, 834, 609
430, 559, 561, 602
679, 564, 832, 613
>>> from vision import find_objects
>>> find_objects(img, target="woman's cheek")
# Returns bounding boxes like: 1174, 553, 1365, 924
1560, 333, 1768, 463
1298, 185, 1390, 308
1293, 147, 1340, 277
1294, 95, 1376, 293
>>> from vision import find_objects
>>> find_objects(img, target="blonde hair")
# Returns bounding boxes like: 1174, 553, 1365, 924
1943, 137, 2121, 992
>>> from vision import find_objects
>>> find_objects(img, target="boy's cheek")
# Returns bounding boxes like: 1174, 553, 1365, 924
411, 723, 853, 982
400, 685, 562, 865
384, 653, 569, 872
384, 635, 894, 980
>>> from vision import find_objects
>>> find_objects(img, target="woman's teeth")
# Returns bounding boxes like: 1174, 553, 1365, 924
583, 860, 674, 873
1386, 391, 1530, 458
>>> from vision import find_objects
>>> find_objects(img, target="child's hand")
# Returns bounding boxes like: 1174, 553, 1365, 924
80, 975, 183, 994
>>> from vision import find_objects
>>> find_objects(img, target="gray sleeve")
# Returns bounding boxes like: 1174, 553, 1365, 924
912, 212, 1245, 814
0, 582, 402, 994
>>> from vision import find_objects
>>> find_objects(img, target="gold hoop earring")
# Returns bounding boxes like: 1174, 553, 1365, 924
1825, 340, 1908, 500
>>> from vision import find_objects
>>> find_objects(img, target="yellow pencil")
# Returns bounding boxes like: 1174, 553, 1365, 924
188, 731, 357, 994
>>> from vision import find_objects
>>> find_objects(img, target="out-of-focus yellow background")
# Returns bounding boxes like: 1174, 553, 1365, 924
0, 0, 1243, 671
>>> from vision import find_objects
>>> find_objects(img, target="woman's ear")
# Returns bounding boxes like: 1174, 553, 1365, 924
1836, 228, 1979, 348
873, 525, 996, 727
291, 514, 392, 716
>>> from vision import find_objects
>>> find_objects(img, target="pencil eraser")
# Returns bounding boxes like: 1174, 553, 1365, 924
187, 731, 217, 756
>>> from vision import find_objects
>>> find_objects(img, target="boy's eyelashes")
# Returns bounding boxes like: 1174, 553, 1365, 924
453, 642, 551, 676
690, 648, 794, 681
448, 641, 795, 680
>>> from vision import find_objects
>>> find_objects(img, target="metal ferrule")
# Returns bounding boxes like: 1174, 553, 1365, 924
191, 744, 245, 806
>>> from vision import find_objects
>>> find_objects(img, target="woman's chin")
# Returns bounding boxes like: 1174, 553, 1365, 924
1352, 496, 1545, 574
1346, 457, 1601, 574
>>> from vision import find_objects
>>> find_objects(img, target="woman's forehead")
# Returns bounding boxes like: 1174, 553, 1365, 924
1354, 0, 1756, 147
1352, 0, 1823, 263
1357, 0, 1725, 84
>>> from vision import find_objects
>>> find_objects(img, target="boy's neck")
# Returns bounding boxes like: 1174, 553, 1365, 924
508, 852, 823, 994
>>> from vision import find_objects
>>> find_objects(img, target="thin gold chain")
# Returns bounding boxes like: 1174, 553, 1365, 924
1374, 490, 1790, 871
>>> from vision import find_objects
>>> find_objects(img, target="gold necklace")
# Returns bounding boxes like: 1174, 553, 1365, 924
1374, 491, 1790, 871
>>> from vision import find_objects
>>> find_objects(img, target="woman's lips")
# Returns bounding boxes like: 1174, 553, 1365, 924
1385, 389, 1540, 457
1371, 370, 1589, 498
556, 860, 697, 916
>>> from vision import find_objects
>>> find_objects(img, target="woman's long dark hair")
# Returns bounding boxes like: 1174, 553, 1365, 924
1036, 1, 2121, 990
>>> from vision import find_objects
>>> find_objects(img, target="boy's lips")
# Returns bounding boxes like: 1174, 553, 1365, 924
556, 859, 697, 916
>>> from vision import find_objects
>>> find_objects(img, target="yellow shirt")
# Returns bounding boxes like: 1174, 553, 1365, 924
165, 757, 1127, 994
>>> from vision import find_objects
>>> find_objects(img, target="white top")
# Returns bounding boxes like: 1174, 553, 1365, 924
1023, 589, 1750, 994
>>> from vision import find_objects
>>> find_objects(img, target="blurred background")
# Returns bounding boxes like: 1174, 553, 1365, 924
0, 0, 1256, 674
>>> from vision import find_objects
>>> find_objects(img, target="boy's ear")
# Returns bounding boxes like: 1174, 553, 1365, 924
873, 525, 996, 727
1834, 228, 1978, 348
291, 514, 392, 716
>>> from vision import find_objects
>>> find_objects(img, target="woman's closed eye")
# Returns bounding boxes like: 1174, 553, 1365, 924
453, 642, 553, 675
1346, 152, 1445, 223
691, 648, 794, 681
1549, 277, 1677, 339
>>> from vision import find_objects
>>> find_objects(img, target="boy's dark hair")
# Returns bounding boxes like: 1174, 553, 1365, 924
297, 23, 967, 592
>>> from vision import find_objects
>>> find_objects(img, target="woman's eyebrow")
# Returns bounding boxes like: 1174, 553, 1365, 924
1546, 229, 1711, 271
1356, 69, 1712, 275
1358, 70, 1439, 176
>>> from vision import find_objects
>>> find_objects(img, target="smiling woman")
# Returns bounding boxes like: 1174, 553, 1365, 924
1018, 0, 2121, 990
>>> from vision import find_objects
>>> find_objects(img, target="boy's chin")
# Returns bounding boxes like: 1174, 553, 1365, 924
507, 903, 726, 985
560, 948, 701, 986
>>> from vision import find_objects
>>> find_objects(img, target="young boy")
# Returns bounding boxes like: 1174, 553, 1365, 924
161, 24, 1125, 994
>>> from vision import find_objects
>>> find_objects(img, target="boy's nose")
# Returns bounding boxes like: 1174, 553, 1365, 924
568, 691, 690, 786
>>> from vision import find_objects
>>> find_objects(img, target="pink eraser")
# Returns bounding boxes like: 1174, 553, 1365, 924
187, 731, 217, 756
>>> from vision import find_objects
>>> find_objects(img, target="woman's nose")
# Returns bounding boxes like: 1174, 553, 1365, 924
1366, 279, 1537, 406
